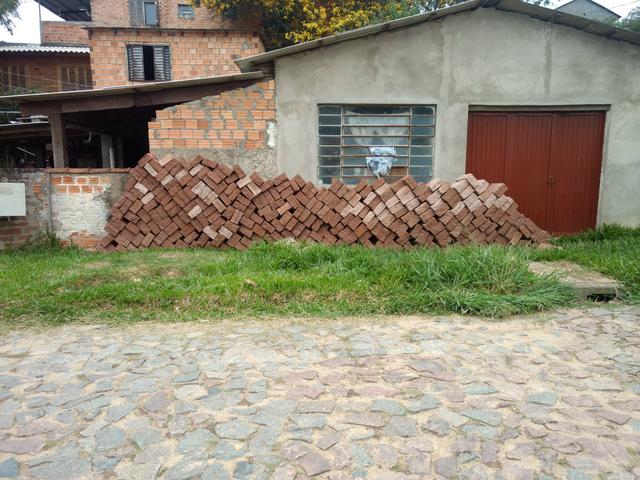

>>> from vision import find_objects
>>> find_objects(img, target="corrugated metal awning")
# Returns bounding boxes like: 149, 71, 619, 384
37, 0, 91, 21
0, 43, 89, 54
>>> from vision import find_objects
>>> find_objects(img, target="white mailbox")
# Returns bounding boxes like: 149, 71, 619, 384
0, 183, 27, 217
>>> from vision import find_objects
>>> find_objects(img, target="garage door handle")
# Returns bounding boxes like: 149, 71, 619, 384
547, 175, 556, 185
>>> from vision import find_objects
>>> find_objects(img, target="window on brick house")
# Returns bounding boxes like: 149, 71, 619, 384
144, 1, 159, 25
130, 0, 159, 26
60, 65, 92, 91
317, 105, 435, 185
0, 65, 27, 91
178, 4, 195, 18
126, 45, 171, 81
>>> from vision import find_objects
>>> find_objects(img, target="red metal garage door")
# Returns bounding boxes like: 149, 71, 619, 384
466, 111, 605, 235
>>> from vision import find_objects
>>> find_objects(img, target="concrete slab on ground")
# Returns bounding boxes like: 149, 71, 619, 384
529, 260, 625, 299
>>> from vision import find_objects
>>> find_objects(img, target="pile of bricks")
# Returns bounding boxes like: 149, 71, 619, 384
99, 154, 550, 251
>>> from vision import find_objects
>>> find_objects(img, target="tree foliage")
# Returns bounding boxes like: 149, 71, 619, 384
617, 7, 640, 32
0, 86, 39, 124
195, 0, 453, 49
0, 0, 21, 34
195, 0, 550, 49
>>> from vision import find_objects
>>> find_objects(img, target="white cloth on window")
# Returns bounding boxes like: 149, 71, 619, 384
347, 123, 405, 178
366, 147, 395, 178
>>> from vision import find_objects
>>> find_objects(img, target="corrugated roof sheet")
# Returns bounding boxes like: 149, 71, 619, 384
236, 0, 640, 72
0, 43, 89, 54
38, 0, 91, 22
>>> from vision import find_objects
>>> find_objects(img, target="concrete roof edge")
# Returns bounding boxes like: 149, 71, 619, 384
0, 72, 265, 104
235, 0, 640, 71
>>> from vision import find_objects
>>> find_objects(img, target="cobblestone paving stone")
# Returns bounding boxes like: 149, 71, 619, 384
0, 305, 639, 479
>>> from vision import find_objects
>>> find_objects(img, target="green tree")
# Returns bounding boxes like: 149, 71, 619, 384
0, 86, 39, 124
0, 0, 21, 34
195, 0, 550, 49
618, 7, 640, 32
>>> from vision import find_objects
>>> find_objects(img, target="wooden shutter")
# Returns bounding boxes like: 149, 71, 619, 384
127, 45, 145, 81
153, 46, 171, 81
129, 0, 145, 25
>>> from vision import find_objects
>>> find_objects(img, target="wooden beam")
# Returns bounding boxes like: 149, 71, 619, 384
20, 81, 258, 116
49, 113, 68, 168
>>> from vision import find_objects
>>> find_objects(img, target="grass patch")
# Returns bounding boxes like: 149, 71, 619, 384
528, 224, 640, 302
0, 241, 575, 327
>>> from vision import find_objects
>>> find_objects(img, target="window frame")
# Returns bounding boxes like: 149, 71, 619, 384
59, 64, 92, 91
317, 104, 436, 186
0, 64, 27, 91
143, 1, 159, 26
126, 44, 172, 82
177, 4, 195, 19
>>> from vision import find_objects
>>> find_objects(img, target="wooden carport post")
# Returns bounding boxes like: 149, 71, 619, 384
49, 113, 69, 168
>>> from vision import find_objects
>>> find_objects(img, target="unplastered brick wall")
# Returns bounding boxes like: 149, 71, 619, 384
49, 170, 130, 249
40, 22, 90, 45
90, 0, 129, 26
0, 170, 48, 250
90, 0, 261, 30
88, 29, 264, 88
149, 79, 277, 177
0, 169, 129, 250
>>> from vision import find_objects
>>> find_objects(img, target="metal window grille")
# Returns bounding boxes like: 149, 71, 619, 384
178, 4, 195, 18
318, 105, 435, 186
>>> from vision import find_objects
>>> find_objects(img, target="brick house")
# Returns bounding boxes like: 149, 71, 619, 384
86, 0, 264, 88
0, 22, 91, 95
0, 0, 265, 171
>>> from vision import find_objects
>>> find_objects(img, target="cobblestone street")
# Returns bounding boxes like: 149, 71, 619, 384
0, 306, 639, 479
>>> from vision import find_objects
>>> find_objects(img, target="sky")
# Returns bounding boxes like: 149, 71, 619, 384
0, 0, 638, 44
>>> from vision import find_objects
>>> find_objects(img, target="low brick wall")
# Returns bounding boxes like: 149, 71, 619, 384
0, 170, 48, 250
0, 169, 129, 250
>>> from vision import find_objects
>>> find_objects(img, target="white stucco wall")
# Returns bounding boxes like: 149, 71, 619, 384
274, 7, 640, 226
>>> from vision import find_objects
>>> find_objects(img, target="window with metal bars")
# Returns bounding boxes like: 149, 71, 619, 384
178, 4, 195, 18
0, 65, 27, 91
126, 45, 171, 82
318, 105, 435, 186
60, 65, 92, 91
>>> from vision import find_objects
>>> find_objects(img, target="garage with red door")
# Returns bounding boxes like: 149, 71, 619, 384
466, 110, 606, 235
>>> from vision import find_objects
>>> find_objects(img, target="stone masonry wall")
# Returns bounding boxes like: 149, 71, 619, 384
148, 79, 277, 178
0, 169, 129, 250
40, 22, 90, 45
88, 29, 263, 88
